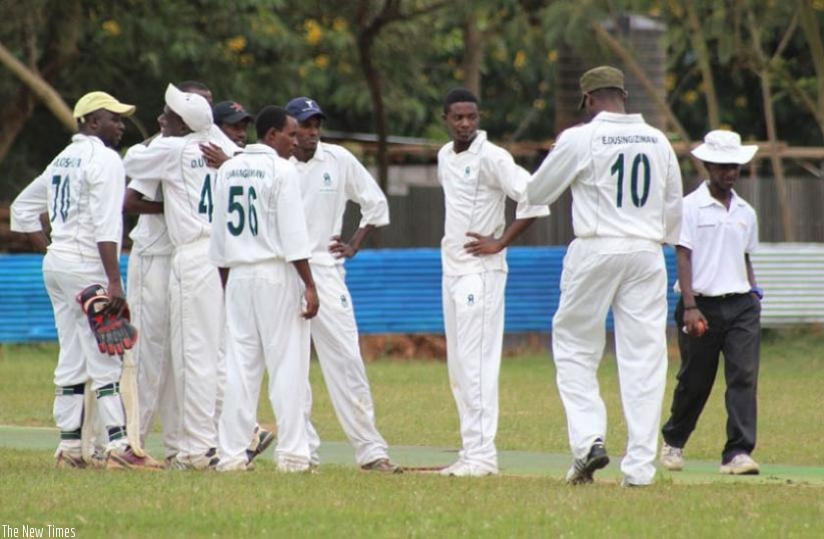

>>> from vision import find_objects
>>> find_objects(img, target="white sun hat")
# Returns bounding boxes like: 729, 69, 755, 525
164, 83, 213, 133
691, 130, 758, 165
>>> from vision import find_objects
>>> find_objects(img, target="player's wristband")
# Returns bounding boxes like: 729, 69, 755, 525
750, 286, 764, 300
683, 305, 698, 310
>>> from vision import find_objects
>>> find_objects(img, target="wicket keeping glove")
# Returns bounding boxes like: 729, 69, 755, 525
76, 284, 138, 356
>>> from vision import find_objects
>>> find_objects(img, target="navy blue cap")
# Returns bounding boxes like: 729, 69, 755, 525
285, 97, 326, 122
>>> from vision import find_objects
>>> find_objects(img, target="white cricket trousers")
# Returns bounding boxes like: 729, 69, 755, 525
442, 270, 507, 471
168, 238, 223, 458
127, 251, 180, 458
305, 264, 389, 466
552, 237, 668, 485
218, 260, 311, 469
43, 251, 126, 450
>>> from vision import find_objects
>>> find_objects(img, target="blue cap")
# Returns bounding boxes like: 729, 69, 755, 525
285, 97, 326, 122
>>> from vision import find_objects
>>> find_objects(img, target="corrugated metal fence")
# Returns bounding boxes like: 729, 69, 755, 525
0, 244, 821, 343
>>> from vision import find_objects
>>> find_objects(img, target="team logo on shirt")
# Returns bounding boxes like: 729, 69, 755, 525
320, 171, 335, 192
340, 294, 348, 308
464, 166, 470, 177
467, 294, 475, 306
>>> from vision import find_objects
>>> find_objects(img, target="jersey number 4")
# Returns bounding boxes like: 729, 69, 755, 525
611, 153, 650, 208
198, 174, 214, 222
227, 185, 259, 237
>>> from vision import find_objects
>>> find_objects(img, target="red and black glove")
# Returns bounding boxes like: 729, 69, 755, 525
76, 284, 138, 356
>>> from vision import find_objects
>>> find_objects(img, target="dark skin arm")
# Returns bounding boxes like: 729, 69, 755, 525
676, 245, 708, 336
329, 225, 375, 259
745, 253, 759, 297
292, 259, 319, 319
23, 231, 49, 253
200, 143, 231, 169
98, 241, 127, 314
463, 218, 536, 256
123, 188, 163, 215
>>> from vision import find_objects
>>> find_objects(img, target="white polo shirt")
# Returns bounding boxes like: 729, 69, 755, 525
678, 181, 758, 296
209, 144, 311, 267
290, 141, 389, 267
438, 130, 549, 276
527, 111, 683, 245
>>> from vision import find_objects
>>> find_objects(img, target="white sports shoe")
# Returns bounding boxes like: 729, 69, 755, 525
439, 460, 497, 477
660, 442, 684, 471
719, 453, 759, 475
216, 458, 250, 472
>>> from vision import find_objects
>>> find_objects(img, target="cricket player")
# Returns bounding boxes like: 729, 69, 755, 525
211, 105, 319, 473
285, 96, 399, 473
10, 91, 157, 469
123, 83, 226, 470
527, 66, 683, 486
437, 88, 549, 477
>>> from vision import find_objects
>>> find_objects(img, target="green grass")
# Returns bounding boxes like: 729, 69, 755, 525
1, 329, 823, 537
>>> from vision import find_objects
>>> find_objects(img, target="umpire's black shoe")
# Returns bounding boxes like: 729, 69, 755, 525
565, 438, 610, 485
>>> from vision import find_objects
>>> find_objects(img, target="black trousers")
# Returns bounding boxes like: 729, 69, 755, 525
661, 293, 761, 463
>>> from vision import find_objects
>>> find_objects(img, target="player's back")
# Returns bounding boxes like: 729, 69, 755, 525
44, 134, 125, 259
210, 144, 310, 268
571, 112, 679, 242
124, 132, 216, 247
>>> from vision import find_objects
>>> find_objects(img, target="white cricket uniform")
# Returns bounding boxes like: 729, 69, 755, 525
528, 111, 683, 485
290, 141, 391, 466
10, 133, 129, 451
125, 142, 179, 457
209, 143, 313, 470
123, 130, 229, 463
438, 130, 549, 471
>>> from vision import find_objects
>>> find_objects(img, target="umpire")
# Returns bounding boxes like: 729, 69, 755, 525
660, 130, 762, 475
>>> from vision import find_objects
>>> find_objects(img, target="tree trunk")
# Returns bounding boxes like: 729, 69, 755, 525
356, 31, 389, 194
684, 3, 721, 128
461, 14, 483, 96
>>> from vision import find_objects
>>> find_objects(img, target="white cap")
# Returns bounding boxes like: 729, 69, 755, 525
691, 130, 758, 165
164, 83, 213, 133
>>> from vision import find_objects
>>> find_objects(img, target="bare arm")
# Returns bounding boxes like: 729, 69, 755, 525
463, 218, 536, 256
123, 188, 163, 215
291, 259, 319, 319
97, 241, 126, 314
329, 225, 375, 260
22, 231, 49, 253
676, 245, 707, 335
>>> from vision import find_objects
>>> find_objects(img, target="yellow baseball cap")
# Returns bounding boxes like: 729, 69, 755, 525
73, 91, 136, 119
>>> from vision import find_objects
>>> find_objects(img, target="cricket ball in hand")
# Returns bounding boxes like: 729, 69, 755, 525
694, 320, 707, 337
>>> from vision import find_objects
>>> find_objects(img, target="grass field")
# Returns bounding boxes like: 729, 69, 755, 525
1, 328, 823, 537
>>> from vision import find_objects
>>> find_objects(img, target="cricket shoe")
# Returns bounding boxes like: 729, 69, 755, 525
170, 448, 220, 471
439, 460, 497, 477
719, 453, 759, 475
246, 428, 276, 464
659, 442, 684, 471
106, 446, 164, 470
54, 448, 86, 469
565, 439, 610, 485
361, 458, 402, 474
217, 458, 253, 472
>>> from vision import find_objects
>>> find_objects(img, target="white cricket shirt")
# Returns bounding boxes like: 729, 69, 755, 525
124, 131, 228, 247
11, 134, 125, 259
678, 181, 758, 296
209, 143, 311, 267
290, 141, 389, 267
438, 130, 549, 276
528, 112, 682, 245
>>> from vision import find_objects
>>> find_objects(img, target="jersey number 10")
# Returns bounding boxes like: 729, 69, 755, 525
611, 153, 651, 208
